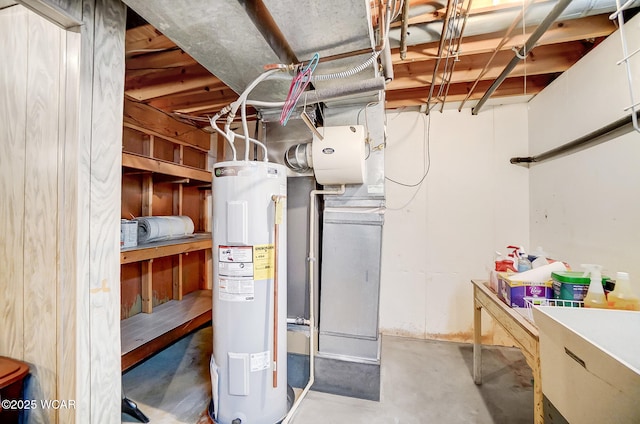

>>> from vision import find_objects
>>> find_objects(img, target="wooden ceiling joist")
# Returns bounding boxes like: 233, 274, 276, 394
149, 89, 239, 115
391, 14, 615, 63
125, 64, 227, 101
384, 74, 554, 109
393, 0, 554, 27
123, 4, 618, 121
126, 48, 197, 71
387, 39, 596, 91
125, 24, 175, 56
123, 99, 211, 150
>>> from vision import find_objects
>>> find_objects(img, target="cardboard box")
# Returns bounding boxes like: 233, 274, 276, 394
497, 272, 553, 308
120, 219, 138, 248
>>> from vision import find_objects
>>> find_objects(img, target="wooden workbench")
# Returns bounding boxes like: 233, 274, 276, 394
471, 279, 543, 424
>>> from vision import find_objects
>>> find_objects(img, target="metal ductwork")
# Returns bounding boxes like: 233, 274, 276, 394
388, 0, 640, 48
123, 0, 381, 108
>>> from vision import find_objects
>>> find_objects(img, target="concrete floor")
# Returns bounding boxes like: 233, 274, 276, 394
122, 326, 533, 424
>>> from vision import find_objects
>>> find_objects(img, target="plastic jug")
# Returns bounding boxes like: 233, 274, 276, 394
607, 272, 640, 311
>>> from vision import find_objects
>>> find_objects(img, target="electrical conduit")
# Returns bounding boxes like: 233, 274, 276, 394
281, 185, 346, 424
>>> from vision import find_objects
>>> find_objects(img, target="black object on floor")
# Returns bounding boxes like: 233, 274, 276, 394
122, 397, 150, 423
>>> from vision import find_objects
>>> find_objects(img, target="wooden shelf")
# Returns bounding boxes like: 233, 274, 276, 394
120, 119, 213, 368
122, 151, 211, 183
120, 233, 212, 264
121, 289, 212, 371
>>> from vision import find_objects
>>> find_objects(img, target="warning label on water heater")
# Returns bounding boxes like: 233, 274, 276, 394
218, 246, 255, 302
219, 277, 254, 302
219, 245, 254, 278
250, 351, 271, 372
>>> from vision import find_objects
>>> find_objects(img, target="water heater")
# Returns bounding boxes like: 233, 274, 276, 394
211, 160, 288, 424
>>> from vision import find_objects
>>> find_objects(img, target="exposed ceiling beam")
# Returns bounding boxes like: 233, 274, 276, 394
391, 0, 553, 27
391, 14, 615, 63
122, 7, 616, 118
473, 0, 573, 114
126, 48, 196, 70
123, 99, 211, 149
125, 63, 227, 101
125, 23, 174, 56
149, 88, 239, 114
384, 74, 554, 109
387, 39, 596, 91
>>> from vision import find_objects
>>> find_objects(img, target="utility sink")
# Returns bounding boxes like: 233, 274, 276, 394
532, 307, 640, 423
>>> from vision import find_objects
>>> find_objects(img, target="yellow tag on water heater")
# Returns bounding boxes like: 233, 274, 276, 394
253, 244, 275, 281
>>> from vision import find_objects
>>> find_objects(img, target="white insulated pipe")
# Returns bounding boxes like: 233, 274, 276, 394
281, 184, 346, 424
246, 77, 387, 109
286, 318, 310, 326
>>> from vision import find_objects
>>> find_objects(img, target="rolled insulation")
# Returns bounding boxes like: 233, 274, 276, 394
134, 215, 195, 244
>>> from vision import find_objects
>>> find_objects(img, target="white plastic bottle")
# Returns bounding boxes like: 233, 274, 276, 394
581, 264, 608, 309
607, 272, 640, 311
517, 248, 532, 272
531, 246, 550, 268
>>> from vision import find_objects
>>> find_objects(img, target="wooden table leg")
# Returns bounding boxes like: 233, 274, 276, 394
532, 346, 544, 424
473, 295, 482, 385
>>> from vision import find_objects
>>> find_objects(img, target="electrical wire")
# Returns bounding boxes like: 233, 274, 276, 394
310, 50, 382, 81
385, 111, 431, 187
280, 53, 319, 126
357, 102, 380, 159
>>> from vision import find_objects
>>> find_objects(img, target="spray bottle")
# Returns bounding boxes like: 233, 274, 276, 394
607, 272, 640, 311
517, 246, 532, 272
581, 264, 608, 309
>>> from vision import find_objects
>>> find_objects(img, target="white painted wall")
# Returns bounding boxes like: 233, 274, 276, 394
528, 13, 640, 289
381, 104, 529, 343
380, 14, 640, 343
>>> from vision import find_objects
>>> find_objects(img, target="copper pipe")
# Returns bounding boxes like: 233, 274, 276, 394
238, 0, 299, 64
400, 0, 411, 60
438, 0, 474, 110
272, 219, 279, 388
378, 0, 386, 48
271, 195, 285, 388
425, 0, 454, 110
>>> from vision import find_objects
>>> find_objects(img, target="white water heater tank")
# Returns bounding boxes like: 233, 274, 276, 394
211, 160, 288, 424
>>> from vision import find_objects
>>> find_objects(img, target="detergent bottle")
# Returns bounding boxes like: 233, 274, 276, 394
531, 246, 550, 268
581, 264, 608, 309
607, 272, 640, 311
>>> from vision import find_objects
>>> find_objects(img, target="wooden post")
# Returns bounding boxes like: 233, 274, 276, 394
142, 174, 153, 216
473, 291, 482, 385
173, 254, 183, 301
142, 259, 153, 313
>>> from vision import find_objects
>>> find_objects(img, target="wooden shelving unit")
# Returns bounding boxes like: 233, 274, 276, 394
121, 233, 212, 264
122, 151, 211, 183
121, 289, 212, 371
120, 118, 213, 368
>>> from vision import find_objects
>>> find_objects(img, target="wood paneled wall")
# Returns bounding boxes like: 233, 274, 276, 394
0, 1, 126, 423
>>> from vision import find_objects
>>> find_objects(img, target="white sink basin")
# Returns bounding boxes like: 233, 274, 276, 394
532, 306, 640, 423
